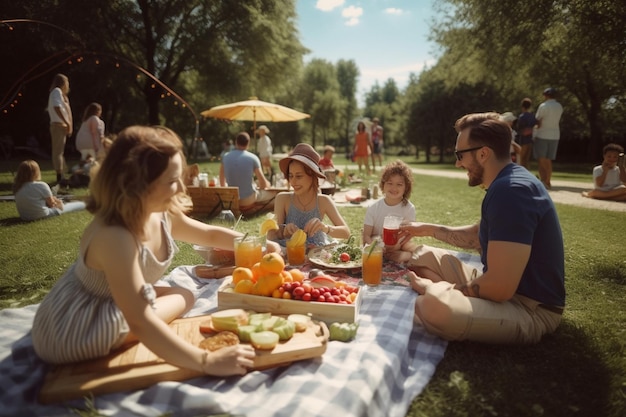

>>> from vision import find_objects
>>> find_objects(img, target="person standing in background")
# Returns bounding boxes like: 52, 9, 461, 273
256, 125, 273, 177
499, 112, 522, 163
534, 88, 563, 189
353, 121, 372, 175
76, 102, 105, 162
47, 74, 73, 185
516, 98, 537, 169
371, 117, 384, 171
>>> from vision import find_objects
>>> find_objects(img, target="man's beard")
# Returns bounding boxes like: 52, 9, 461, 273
467, 161, 484, 187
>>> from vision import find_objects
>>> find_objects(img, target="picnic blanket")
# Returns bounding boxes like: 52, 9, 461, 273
0, 251, 481, 417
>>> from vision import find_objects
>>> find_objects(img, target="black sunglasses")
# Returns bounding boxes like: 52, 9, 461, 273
455, 146, 484, 161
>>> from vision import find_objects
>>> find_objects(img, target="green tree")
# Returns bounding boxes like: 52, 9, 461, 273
434, 0, 626, 156
300, 59, 342, 149
336, 59, 359, 155
1, 0, 307, 149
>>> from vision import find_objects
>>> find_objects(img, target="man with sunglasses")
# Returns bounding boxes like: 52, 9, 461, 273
399, 112, 565, 344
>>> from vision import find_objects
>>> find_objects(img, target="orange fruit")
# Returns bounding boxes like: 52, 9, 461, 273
289, 268, 305, 282
251, 262, 263, 282
234, 279, 254, 294
260, 252, 285, 274
232, 267, 254, 285
282, 291, 292, 299
281, 270, 293, 283
271, 288, 284, 298
256, 273, 284, 296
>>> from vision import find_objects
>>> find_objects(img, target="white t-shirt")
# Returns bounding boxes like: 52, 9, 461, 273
14, 181, 53, 221
593, 165, 624, 191
257, 135, 272, 158
364, 198, 416, 237
536, 99, 563, 140
47, 87, 71, 125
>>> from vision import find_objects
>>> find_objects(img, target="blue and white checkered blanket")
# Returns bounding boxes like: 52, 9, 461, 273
0, 265, 451, 417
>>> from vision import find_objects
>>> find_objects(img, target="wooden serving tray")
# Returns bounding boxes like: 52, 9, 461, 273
39, 314, 328, 404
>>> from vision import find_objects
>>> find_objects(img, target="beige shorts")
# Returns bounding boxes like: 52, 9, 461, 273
407, 245, 562, 344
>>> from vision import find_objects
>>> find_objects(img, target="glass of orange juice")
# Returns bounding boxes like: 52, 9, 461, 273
286, 240, 306, 266
234, 236, 263, 269
362, 241, 383, 290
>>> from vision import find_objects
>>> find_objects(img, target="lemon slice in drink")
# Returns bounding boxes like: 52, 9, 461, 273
287, 229, 307, 247
259, 215, 279, 236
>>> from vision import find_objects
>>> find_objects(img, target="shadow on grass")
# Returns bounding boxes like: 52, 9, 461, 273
0, 216, 26, 227
409, 320, 617, 417
592, 263, 626, 286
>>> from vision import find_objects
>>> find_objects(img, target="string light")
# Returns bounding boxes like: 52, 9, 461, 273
1, 18, 200, 138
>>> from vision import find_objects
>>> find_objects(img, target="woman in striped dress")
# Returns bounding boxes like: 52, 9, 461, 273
31, 126, 280, 376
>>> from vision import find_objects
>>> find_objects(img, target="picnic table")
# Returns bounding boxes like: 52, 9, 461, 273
0, 253, 481, 417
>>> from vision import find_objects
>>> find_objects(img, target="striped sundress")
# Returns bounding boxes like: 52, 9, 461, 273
31, 214, 178, 364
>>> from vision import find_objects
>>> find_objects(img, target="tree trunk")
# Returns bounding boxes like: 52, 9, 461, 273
145, 86, 161, 125
584, 72, 603, 158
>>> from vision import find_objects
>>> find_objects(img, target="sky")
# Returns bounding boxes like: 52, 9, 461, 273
295, 0, 440, 105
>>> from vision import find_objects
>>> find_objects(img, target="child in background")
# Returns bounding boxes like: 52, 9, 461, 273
318, 145, 336, 171
363, 160, 417, 262
582, 143, 626, 201
13, 159, 86, 221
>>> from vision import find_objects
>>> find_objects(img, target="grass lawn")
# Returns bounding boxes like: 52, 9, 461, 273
0, 157, 624, 417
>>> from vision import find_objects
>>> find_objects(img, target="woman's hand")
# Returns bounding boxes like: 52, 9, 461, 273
283, 223, 299, 239
203, 344, 256, 376
303, 218, 326, 236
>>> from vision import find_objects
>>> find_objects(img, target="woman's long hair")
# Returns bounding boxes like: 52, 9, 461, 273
82, 102, 102, 122
13, 160, 41, 194
49, 73, 68, 94
86, 126, 190, 239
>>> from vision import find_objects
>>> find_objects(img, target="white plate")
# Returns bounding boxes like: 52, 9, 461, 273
307, 246, 362, 269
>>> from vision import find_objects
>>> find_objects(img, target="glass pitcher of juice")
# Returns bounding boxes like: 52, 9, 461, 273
234, 236, 263, 269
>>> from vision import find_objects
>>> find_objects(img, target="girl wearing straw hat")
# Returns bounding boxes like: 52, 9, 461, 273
270, 143, 350, 247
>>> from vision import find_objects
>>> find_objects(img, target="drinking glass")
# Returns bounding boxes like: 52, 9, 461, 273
234, 236, 263, 269
362, 241, 383, 291
382, 215, 403, 245
286, 239, 306, 266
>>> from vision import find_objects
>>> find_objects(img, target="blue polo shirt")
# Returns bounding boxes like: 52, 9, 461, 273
479, 164, 565, 306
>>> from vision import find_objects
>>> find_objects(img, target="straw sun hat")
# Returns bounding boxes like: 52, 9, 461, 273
279, 143, 326, 179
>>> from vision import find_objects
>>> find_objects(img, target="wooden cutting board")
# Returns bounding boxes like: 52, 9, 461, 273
39, 314, 328, 404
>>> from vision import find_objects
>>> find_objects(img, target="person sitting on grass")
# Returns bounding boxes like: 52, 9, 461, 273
269, 143, 350, 247
31, 126, 280, 376
13, 159, 86, 221
363, 160, 418, 263
399, 112, 565, 345
319, 145, 336, 171
582, 143, 626, 201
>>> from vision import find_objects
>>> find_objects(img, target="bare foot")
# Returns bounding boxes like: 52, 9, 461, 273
407, 271, 432, 295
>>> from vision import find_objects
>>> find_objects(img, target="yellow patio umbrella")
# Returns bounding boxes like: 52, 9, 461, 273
200, 97, 310, 143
